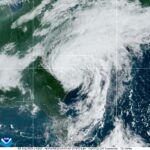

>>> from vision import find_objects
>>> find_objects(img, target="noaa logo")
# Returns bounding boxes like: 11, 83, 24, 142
0, 137, 13, 147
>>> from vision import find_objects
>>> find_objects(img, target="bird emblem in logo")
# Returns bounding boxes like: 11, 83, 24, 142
0, 137, 13, 147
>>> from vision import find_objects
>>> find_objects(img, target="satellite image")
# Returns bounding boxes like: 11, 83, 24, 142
0, 0, 150, 147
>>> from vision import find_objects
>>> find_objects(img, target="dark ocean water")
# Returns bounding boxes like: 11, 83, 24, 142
118, 48, 150, 145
